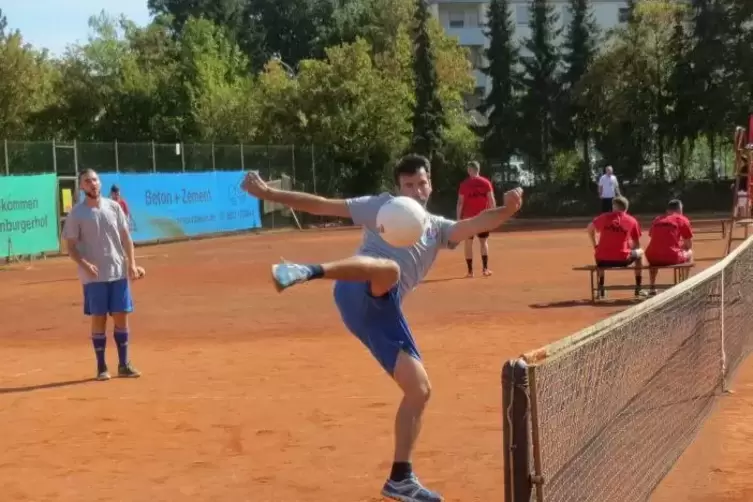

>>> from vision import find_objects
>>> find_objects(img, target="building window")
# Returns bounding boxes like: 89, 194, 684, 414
516, 5, 530, 26
468, 45, 485, 70
449, 11, 465, 28
618, 7, 630, 23
562, 6, 573, 27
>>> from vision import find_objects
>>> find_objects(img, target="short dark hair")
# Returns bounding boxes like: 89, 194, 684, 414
667, 199, 683, 212
78, 168, 97, 182
613, 195, 629, 211
393, 154, 430, 184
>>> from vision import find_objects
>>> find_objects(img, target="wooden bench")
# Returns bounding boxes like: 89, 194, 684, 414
572, 263, 695, 302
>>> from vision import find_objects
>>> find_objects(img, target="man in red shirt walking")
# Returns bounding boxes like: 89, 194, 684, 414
645, 199, 694, 295
457, 161, 496, 277
587, 196, 644, 298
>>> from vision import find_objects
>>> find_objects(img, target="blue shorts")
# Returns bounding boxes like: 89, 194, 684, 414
333, 280, 421, 375
82, 278, 134, 316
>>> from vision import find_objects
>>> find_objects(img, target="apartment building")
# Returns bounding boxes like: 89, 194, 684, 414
429, 0, 630, 106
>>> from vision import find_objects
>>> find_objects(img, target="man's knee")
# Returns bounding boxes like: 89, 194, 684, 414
112, 312, 129, 330
370, 259, 400, 296
90, 315, 108, 331
393, 352, 432, 405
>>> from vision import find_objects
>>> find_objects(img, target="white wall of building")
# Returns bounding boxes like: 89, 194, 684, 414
431, 0, 630, 100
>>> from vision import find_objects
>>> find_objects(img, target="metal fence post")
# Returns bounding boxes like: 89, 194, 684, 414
211, 142, 216, 171
240, 143, 245, 170
311, 144, 317, 194
180, 143, 185, 172
73, 139, 78, 176
291, 145, 296, 188
114, 140, 119, 173
3, 139, 8, 176
151, 141, 157, 173
52, 139, 57, 174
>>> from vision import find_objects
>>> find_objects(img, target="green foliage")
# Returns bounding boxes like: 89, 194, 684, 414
518, 0, 563, 181
410, 0, 446, 159
481, 0, 520, 171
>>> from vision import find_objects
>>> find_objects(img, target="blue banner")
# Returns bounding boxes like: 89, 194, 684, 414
96, 171, 261, 242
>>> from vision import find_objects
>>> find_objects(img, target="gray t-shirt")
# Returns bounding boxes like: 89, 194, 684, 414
62, 198, 130, 284
347, 193, 457, 298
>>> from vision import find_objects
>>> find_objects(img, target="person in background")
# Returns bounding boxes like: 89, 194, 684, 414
597, 166, 620, 214
110, 185, 133, 230
456, 161, 496, 277
587, 196, 644, 299
645, 199, 694, 296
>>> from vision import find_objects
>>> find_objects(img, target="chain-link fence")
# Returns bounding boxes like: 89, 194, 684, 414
1, 141, 348, 230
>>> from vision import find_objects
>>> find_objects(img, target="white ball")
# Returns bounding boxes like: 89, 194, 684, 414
376, 196, 428, 247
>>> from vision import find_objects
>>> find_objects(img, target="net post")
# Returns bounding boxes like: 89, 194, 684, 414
502, 358, 533, 502
720, 266, 729, 393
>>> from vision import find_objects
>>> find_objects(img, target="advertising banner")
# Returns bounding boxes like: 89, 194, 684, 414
97, 171, 262, 242
0, 174, 59, 257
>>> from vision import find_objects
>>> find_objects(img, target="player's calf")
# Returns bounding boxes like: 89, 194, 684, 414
272, 256, 400, 296
112, 313, 141, 378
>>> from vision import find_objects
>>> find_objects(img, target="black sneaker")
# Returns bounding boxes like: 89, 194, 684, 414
118, 363, 141, 378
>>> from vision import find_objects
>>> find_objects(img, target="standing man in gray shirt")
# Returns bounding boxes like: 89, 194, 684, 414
241, 154, 523, 502
63, 169, 143, 381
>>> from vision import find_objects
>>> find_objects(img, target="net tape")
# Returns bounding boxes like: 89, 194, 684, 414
520, 238, 753, 502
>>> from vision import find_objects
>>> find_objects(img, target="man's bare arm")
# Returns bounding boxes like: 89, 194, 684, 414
65, 239, 87, 267
242, 171, 350, 218
448, 188, 522, 243
487, 190, 496, 209
587, 223, 598, 248
456, 195, 464, 220
120, 228, 137, 267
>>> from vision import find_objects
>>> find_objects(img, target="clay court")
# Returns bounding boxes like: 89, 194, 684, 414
1, 223, 752, 502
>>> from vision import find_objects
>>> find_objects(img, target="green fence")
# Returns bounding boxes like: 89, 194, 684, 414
2, 141, 319, 190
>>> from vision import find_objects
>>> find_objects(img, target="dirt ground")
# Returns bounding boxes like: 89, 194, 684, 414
0, 222, 751, 502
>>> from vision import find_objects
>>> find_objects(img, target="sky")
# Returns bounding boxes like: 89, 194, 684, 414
1, 0, 152, 56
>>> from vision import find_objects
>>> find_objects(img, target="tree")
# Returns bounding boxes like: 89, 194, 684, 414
688, 0, 731, 178
518, 0, 562, 181
410, 0, 445, 159
560, 0, 599, 185
480, 0, 520, 173
0, 16, 57, 139
256, 38, 413, 194
664, 8, 695, 181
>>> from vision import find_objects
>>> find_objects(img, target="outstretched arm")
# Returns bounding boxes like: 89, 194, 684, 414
447, 188, 523, 243
241, 171, 350, 218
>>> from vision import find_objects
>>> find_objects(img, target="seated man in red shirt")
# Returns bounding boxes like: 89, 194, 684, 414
645, 199, 693, 295
587, 196, 644, 298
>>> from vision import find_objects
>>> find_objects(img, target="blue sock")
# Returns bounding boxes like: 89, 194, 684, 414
304, 264, 324, 279
91, 333, 106, 371
114, 330, 129, 366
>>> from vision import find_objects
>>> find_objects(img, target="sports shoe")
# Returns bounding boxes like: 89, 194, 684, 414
381, 474, 443, 502
96, 368, 111, 381
118, 363, 141, 378
271, 262, 312, 292
482, 269, 492, 277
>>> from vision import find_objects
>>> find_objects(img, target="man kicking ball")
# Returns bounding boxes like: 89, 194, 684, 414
63, 169, 143, 380
241, 154, 523, 502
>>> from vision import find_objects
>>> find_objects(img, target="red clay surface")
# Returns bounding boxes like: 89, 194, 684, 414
0, 224, 751, 502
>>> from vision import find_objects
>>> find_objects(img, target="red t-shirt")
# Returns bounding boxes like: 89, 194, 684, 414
458, 176, 493, 218
646, 213, 693, 264
592, 211, 642, 261
116, 198, 130, 218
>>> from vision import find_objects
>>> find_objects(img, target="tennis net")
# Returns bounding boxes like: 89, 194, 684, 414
503, 236, 753, 502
